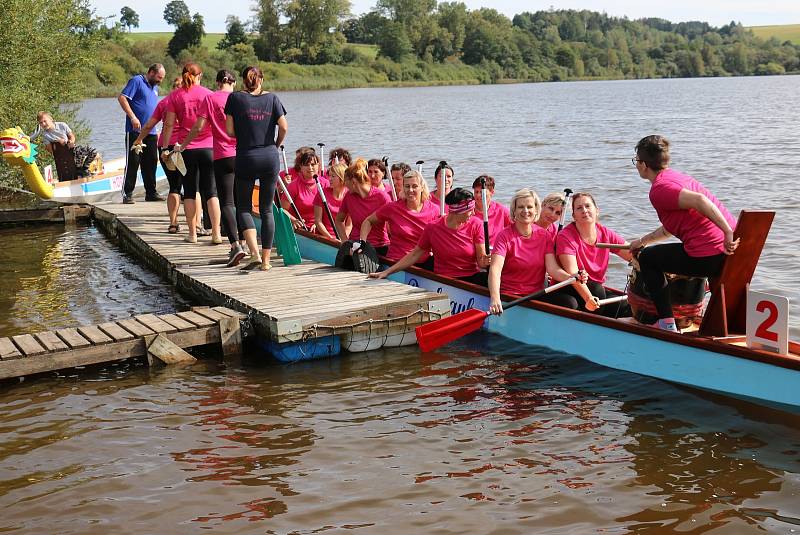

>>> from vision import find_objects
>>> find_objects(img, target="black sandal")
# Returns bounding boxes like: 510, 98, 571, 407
168, 224, 180, 234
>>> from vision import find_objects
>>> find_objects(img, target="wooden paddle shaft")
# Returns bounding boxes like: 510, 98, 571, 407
595, 243, 632, 250
314, 175, 339, 240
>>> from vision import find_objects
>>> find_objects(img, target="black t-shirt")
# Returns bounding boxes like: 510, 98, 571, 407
224, 91, 286, 151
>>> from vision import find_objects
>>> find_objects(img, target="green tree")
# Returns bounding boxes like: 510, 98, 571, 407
0, 0, 99, 188
252, 0, 283, 62
377, 21, 412, 61
163, 0, 190, 26
283, 0, 351, 63
119, 6, 139, 32
168, 13, 205, 58
218, 15, 248, 50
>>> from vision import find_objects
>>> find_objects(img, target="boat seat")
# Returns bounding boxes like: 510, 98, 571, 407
699, 210, 775, 337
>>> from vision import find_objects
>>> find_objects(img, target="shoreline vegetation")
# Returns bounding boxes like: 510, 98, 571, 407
2, 0, 800, 189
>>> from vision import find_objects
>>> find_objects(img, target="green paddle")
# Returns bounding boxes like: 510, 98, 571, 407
272, 202, 302, 266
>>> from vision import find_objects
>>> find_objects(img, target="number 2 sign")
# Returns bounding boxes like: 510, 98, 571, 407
746, 288, 789, 355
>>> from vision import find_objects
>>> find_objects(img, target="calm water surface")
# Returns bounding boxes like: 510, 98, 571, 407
0, 77, 798, 532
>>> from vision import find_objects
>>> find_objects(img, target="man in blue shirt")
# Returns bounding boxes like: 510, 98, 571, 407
118, 63, 166, 203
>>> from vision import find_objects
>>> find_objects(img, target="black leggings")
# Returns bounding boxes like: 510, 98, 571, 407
182, 148, 217, 200
538, 281, 630, 318
458, 271, 489, 287
158, 146, 182, 195
236, 147, 280, 249
638, 243, 724, 319
213, 157, 238, 245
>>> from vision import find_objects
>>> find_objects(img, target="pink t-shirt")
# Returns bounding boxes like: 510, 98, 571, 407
313, 186, 344, 236
340, 187, 392, 245
649, 168, 737, 257
556, 222, 626, 284
374, 200, 441, 262
493, 225, 555, 295
285, 176, 329, 225
152, 95, 180, 146
472, 201, 512, 244
166, 85, 213, 149
418, 217, 483, 278
429, 191, 449, 215
198, 90, 236, 160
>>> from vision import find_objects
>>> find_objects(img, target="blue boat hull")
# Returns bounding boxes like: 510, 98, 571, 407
295, 232, 800, 409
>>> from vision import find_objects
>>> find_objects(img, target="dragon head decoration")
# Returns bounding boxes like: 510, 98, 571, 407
0, 126, 53, 199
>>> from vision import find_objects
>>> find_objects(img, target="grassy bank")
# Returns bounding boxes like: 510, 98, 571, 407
747, 24, 800, 44
123, 31, 225, 50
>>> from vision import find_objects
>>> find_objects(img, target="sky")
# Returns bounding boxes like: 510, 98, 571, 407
92, 0, 800, 33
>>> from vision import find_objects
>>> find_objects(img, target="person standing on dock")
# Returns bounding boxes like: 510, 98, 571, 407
225, 65, 288, 271
629, 135, 739, 333
118, 63, 166, 204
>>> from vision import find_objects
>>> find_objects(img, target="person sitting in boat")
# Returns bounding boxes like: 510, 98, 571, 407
369, 188, 490, 286
472, 175, 512, 244
335, 158, 393, 255
556, 192, 633, 316
390, 162, 411, 199
536, 192, 566, 239
280, 146, 315, 184
628, 134, 739, 332
367, 158, 388, 192
328, 147, 352, 168
429, 162, 454, 213
360, 169, 440, 268
283, 151, 327, 231
132, 77, 184, 234
489, 188, 593, 315
314, 162, 350, 240
29, 112, 97, 180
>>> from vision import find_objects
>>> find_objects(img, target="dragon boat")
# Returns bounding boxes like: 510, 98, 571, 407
1, 127, 167, 203
284, 210, 800, 411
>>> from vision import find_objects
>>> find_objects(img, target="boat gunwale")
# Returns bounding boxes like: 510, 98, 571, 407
295, 229, 800, 372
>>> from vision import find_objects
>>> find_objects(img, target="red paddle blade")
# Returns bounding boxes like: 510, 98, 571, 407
416, 308, 489, 352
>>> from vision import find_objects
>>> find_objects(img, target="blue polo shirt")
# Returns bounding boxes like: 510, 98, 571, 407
121, 74, 160, 135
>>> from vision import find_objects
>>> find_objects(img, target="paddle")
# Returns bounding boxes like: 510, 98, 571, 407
272, 202, 302, 265
596, 294, 628, 306
415, 276, 578, 352
383, 156, 397, 201
276, 152, 308, 231
479, 176, 490, 255
416, 160, 424, 175
317, 143, 326, 175
436, 160, 447, 216
314, 173, 340, 240
595, 243, 632, 250
557, 188, 573, 234
280, 145, 291, 182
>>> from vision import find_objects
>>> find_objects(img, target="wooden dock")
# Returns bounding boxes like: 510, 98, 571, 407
0, 307, 244, 380
91, 201, 450, 355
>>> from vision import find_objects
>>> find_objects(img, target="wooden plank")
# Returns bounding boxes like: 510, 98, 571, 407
176, 311, 215, 327
77, 325, 113, 345
147, 334, 197, 364
0, 337, 22, 360
191, 307, 228, 322
11, 334, 47, 356
55, 328, 91, 349
97, 322, 135, 342
34, 331, 69, 352
116, 319, 156, 338
159, 314, 196, 331
219, 316, 242, 356
135, 313, 178, 333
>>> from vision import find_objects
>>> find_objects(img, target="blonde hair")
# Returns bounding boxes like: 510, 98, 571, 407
171, 77, 182, 90
345, 158, 370, 185
36, 111, 53, 122
541, 191, 566, 209
402, 170, 430, 202
510, 188, 541, 221
328, 163, 347, 184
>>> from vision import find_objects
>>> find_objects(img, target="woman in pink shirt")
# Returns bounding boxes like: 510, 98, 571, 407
367, 158, 387, 191
556, 192, 633, 316
314, 163, 350, 240
471, 174, 512, 245
160, 63, 221, 244
489, 189, 592, 315
429, 163, 454, 215
535, 192, 566, 241
628, 135, 739, 332
176, 70, 242, 266
335, 159, 392, 255
360, 169, 440, 266
282, 151, 328, 231
389, 162, 411, 200
369, 188, 490, 286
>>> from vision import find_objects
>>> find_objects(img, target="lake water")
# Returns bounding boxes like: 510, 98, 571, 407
1, 77, 798, 533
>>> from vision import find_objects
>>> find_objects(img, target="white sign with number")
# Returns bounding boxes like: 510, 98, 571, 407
746, 289, 789, 355
44, 165, 54, 184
